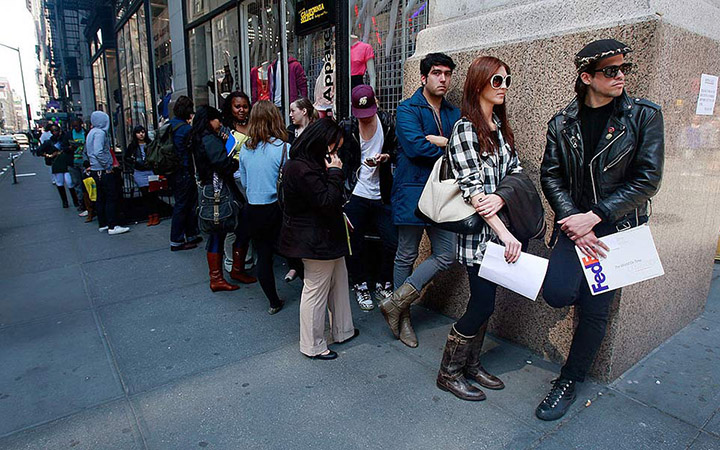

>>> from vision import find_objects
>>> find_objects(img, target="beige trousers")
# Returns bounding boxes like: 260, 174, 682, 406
300, 257, 355, 356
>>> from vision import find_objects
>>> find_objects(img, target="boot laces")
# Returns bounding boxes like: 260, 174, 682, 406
542, 378, 573, 408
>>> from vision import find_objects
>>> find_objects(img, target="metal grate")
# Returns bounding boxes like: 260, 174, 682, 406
351, 1, 428, 115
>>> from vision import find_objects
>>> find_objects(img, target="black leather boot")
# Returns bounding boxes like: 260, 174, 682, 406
535, 378, 576, 421
436, 325, 486, 401
56, 186, 69, 208
379, 282, 419, 339
69, 188, 80, 207
465, 321, 505, 390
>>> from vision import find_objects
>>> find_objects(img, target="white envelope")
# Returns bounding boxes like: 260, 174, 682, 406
478, 242, 549, 301
574, 225, 664, 295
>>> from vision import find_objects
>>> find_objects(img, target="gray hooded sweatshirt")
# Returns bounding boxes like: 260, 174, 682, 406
86, 111, 112, 171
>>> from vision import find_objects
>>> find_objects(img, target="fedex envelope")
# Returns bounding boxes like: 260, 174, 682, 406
575, 225, 664, 295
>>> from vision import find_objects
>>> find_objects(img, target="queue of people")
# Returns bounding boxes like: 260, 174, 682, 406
40, 37, 664, 422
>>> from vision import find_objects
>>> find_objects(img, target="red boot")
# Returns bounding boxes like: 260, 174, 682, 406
230, 245, 257, 284
207, 252, 239, 292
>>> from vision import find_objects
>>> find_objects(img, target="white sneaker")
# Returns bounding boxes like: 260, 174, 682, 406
354, 283, 374, 311
98, 226, 109, 232
375, 282, 393, 301
108, 226, 130, 235
79, 210, 89, 217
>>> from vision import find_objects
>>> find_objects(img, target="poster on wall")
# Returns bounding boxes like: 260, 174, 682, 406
696, 73, 718, 116
296, 0, 335, 36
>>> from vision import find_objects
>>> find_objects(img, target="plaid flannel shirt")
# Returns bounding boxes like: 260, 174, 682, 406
447, 117, 523, 266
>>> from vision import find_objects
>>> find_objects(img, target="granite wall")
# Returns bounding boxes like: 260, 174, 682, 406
402, 15, 720, 380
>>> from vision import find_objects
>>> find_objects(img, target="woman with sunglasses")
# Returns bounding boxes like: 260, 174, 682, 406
436, 56, 523, 401
277, 118, 358, 360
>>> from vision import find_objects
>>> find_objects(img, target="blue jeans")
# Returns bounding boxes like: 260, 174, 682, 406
170, 170, 199, 246
344, 195, 398, 286
394, 225, 457, 291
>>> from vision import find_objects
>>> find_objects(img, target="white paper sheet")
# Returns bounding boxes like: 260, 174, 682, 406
478, 242, 549, 301
574, 225, 664, 296
696, 74, 718, 116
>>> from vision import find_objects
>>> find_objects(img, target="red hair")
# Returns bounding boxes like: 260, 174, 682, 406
461, 56, 515, 155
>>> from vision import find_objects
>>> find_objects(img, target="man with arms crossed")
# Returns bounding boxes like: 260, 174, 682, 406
538, 39, 664, 421
379, 53, 461, 348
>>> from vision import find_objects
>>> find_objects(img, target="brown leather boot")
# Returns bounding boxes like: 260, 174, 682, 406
379, 282, 419, 339
207, 252, 239, 292
230, 246, 257, 284
465, 321, 505, 389
399, 309, 418, 348
147, 215, 154, 226
436, 325, 486, 401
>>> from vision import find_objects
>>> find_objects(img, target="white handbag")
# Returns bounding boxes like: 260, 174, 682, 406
415, 151, 485, 234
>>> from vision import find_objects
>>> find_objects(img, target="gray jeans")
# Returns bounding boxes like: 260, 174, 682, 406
394, 225, 457, 291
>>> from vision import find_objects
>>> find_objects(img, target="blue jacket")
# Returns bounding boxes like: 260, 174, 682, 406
237, 138, 286, 205
391, 87, 460, 225
170, 118, 192, 170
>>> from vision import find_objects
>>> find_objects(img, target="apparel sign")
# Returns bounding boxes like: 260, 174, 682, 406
296, 0, 335, 36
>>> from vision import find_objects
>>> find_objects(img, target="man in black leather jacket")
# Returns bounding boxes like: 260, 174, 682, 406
536, 39, 664, 421
338, 85, 399, 313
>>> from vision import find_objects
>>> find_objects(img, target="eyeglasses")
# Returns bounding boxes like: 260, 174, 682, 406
491, 74, 512, 89
592, 63, 633, 78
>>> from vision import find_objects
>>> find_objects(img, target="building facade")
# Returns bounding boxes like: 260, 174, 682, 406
408, 0, 720, 381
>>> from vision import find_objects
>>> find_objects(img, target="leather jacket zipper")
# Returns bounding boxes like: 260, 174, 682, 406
590, 130, 626, 203
603, 146, 632, 172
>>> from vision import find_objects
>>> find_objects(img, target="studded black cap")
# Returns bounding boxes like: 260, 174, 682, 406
574, 39, 633, 73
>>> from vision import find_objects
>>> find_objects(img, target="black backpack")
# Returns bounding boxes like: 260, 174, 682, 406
146, 122, 183, 174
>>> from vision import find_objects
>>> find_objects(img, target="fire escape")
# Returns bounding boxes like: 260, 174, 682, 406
43, 0, 94, 113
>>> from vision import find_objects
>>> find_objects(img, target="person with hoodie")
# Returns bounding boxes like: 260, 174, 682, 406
124, 125, 161, 226
86, 110, 129, 235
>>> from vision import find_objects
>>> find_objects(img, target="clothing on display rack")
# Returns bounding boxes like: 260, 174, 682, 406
351, 36, 376, 89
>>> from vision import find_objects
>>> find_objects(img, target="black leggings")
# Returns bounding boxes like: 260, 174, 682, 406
247, 203, 282, 309
455, 265, 498, 336
139, 186, 160, 215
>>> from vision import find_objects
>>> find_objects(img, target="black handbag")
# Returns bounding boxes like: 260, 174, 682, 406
197, 174, 240, 234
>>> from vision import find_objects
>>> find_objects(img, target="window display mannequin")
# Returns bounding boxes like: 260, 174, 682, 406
250, 61, 271, 103
270, 53, 309, 106
350, 34, 376, 90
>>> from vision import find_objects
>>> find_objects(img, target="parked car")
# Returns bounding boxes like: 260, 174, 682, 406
0, 135, 20, 151
13, 133, 29, 149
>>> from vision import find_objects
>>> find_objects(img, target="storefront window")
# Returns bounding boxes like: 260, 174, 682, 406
151, 0, 173, 121
105, 49, 123, 150
92, 56, 108, 113
117, 8, 155, 143
286, 0, 333, 116
349, 0, 428, 114
186, 0, 229, 23
246, 0, 282, 105
188, 22, 213, 107
211, 9, 241, 110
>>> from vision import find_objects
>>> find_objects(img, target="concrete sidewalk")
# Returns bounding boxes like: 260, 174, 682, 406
1, 152, 718, 449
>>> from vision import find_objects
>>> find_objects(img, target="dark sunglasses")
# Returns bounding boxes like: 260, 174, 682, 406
490, 74, 512, 89
592, 63, 633, 78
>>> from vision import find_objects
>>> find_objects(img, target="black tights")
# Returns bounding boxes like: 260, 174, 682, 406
454, 265, 498, 336
139, 186, 160, 215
